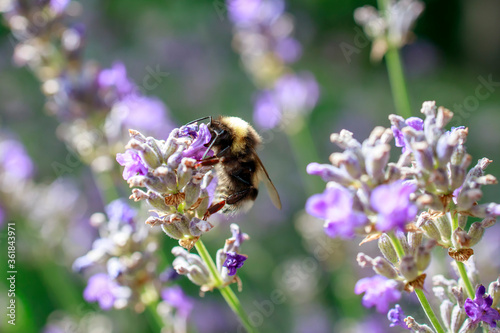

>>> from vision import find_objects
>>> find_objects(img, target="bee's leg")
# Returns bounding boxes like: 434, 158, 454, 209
195, 157, 220, 168
203, 200, 226, 220
226, 188, 257, 204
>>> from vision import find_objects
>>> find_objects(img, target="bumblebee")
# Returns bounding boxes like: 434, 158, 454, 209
193, 116, 281, 216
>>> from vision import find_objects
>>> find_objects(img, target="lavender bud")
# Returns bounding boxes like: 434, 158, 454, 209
416, 213, 442, 242
400, 256, 419, 281
439, 300, 454, 330
408, 231, 423, 256
378, 234, 399, 264
451, 228, 471, 248
466, 222, 484, 247
177, 159, 193, 189
451, 305, 467, 333
412, 141, 434, 171
450, 165, 466, 191
405, 316, 434, 333
429, 168, 449, 194
457, 189, 482, 211
356, 253, 374, 268
451, 286, 465, 306
385, 162, 402, 182
395, 229, 411, 256
365, 144, 391, 182
139, 144, 162, 169
415, 240, 436, 271
189, 218, 213, 237
146, 136, 163, 159
153, 167, 177, 191
481, 216, 497, 228
373, 257, 397, 279
146, 191, 170, 211
143, 175, 170, 193
433, 214, 452, 242
436, 106, 454, 128
488, 278, 500, 308
457, 214, 468, 229
161, 223, 184, 239
184, 181, 201, 208
129, 129, 147, 143
433, 286, 448, 302
476, 174, 497, 185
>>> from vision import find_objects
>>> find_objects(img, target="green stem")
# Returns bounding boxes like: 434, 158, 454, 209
415, 289, 446, 333
145, 301, 164, 332
385, 47, 412, 119
456, 261, 475, 299
194, 240, 256, 333
387, 231, 405, 260
376, 0, 412, 119
450, 213, 475, 299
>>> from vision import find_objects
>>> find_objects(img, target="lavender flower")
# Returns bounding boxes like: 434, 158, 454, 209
391, 117, 424, 152
226, 0, 320, 130
105, 199, 137, 225
354, 275, 402, 313
387, 304, 410, 329
97, 62, 137, 100
83, 273, 128, 310
123, 125, 216, 249
173, 224, 249, 291
464, 285, 500, 328
111, 95, 175, 140
161, 286, 194, 318
306, 186, 368, 239
0, 139, 35, 180
371, 181, 417, 232
223, 252, 247, 276
116, 149, 148, 180
354, 0, 425, 60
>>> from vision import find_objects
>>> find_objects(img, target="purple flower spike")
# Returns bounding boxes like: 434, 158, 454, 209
464, 285, 500, 328
392, 117, 424, 152
0, 139, 35, 180
116, 149, 148, 180
371, 180, 417, 232
387, 304, 410, 329
98, 62, 136, 98
354, 275, 401, 313
223, 252, 247, 276
105, 199, 136, 225
161, 286, 194, 318
253, 91, 282, 129
306, 186, 367, 239
181, 123, 213, 160
83, 273, 120, 310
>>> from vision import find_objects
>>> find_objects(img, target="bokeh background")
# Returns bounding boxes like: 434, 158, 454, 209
1, 0, 500, 332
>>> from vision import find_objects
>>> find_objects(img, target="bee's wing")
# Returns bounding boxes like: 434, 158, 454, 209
254, 152, 282, 210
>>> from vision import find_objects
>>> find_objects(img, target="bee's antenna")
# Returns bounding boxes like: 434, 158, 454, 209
202, 127, 220, 160
185, 116, 212, 126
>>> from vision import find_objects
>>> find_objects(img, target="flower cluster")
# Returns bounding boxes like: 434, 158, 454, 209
73, 199, 161, 312
1, 1, 174, 165
306, 101, 500, 326
226, 0, 319, 130
118, 124, 217, 250
172, 224, 249, 292
354, 0, 424, 60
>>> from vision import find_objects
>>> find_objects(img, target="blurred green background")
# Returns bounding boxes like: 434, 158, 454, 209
1, 0, 500, 332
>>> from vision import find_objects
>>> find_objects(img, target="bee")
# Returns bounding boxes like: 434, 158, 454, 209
191, 116, 281, 216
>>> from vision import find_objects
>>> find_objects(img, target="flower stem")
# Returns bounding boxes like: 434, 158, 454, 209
194, 240, 256, 333
385, 47, 412, 119
376, 0, 412, 119
456, 260, 475, 299
145, 301, 164, 332
415, 289, 446, 333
